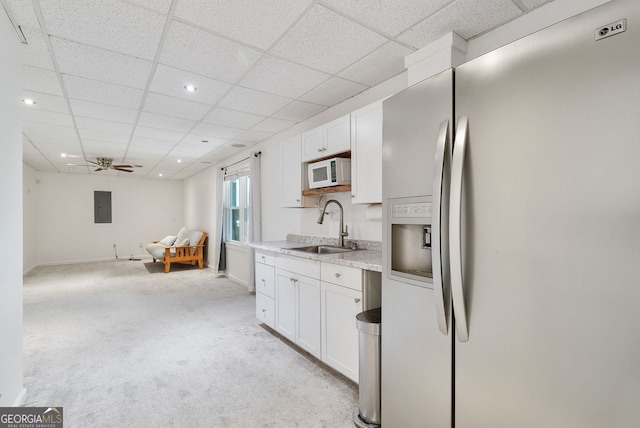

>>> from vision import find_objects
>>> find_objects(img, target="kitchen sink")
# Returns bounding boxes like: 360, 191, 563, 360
289, 245, 357, 255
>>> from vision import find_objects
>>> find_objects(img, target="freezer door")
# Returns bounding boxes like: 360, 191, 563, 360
381, 70, 453, 427
453, 1, 640, 427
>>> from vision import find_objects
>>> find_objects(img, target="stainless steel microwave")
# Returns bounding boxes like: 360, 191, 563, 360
308, 157, 351, 189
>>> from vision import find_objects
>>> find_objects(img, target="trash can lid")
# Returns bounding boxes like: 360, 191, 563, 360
356, 307, 381, 335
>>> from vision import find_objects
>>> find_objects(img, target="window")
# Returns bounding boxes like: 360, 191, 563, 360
224, 168, 250, 244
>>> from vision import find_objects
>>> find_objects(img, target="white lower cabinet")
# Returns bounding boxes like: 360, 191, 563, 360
275, 256, 321, 359
255, 251, 276, 329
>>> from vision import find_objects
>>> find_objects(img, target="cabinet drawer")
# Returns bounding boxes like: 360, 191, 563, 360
277, 255, 320, 279
255, 263, 275, 298
321, 263, 362, 291
256, 292, 275, 328
255, 251, 276, 266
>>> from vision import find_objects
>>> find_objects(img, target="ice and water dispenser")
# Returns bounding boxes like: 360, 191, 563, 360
388, 195, 434, 287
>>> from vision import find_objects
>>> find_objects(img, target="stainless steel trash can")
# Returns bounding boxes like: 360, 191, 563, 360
353, 308, 381, 428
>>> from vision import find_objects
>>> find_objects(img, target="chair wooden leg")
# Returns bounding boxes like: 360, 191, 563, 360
165, 261, 170, 273
198, 258, 203, 269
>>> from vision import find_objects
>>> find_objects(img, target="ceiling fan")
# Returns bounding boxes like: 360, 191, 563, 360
73, 157, 142, 173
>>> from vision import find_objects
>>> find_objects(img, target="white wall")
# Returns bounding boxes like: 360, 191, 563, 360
183, 165, 218, 266
23, 163, 38, 273
0, 8, 25, 406
35, 172, 183, 265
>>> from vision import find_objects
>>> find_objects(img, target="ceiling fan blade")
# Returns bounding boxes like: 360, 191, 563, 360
94, 168, 103, 172
87, 160, 100, 165
114, 167, 133, 172
113, 164, 133, 168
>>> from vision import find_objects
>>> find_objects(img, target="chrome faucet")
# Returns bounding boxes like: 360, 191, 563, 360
317, 199, 348, 248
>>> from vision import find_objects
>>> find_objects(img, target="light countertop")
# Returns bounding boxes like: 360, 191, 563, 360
249, 240, 382, 272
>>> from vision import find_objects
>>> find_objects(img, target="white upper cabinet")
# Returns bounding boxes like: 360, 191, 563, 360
281, 135, 305, 207
351, 101, 383, 204
301, 114, 351, 162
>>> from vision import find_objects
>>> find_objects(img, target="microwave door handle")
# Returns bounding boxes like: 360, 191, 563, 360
432, 120, 450, 336
450, 116, 469, 342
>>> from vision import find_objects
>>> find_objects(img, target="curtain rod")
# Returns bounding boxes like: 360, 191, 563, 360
221, 151, 262, 171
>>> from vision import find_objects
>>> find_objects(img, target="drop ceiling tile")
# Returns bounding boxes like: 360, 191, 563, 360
521, 0, 553, 9
191, 123, 244, 140
234, 130, 273, 144
171, 144, 215, 155
149, 64, 232, 105
81, 141, 128, 159
75, 117, 133, 135
70, 99, 138, 124
202, 107, 264, 129
174, 0, 312, 50
322, 0, 451, 37
125, 145, 167, 157
160, 21, 262, 84
23, 122, 77, 140
138, 112, 196, 133
3, 0, 40, 29
143, 92, 211, 121
251, 117, 295, 134
339, 41, 414, 86
22, 66, 62, 95
20, 28, 55, 70
39, 0, 165, 60
51, 37, 153, 89
239, 55, 330, 99
218, 86, 291, 117
126, 0, 173, 14
21, 91, 68, 114
181, 134, 227, 147
63, 75, 144, 109
398, 0, 522, 49
271, 5, 388, 74
272, 101, 326, 122
300, 77, 368, 107
134, 126, 186, 142
22, 109, 74, 127
78, 128, 130, 144
130, 136, 176, 149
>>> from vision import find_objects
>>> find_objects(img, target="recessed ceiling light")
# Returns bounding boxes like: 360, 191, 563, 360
201, 139, 209, 143
68, 166, 75, 171
61, 153, 67, 158
22, 98, 36, 105
231, 143, 246, 148
177, 159, 182, 163
184, 84, 197, 92
158, 173, 163, 177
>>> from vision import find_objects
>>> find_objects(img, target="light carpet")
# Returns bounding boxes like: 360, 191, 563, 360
23, 260, 358, 427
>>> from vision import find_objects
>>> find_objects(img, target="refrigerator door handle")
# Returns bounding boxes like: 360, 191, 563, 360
432, 119, 450, 335
450, 116, 470, 342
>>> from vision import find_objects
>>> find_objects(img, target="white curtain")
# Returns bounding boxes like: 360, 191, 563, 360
214, 167, 226, 273
248, 152, 262, 292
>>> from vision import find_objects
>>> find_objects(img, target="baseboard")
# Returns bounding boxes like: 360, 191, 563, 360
227, 273, 249, 287
23, 265, 36, 275
37, 257, 116, 266
12, 388, 27, 407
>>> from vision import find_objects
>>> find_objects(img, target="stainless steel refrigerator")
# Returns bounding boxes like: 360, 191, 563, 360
381, 1, 640, 427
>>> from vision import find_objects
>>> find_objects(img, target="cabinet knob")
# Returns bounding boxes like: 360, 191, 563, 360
296, 199, 301, 202
335, 273, 341, 278
317, 148, 323, 152
261, 256, 265, 261
261, 278, 266, 282
351, 194, 355, 198
354, 298, 361, 303
262, 309, 266, 312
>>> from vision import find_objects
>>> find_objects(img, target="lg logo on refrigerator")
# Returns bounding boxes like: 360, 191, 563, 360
595, 19, 627, 41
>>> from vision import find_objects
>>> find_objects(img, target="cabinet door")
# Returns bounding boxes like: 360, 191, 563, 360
281, 135, 304, 207
297, 276, 321, 358
275, 271, 296, 342
301, 126, 324, 162
351, 101, 383, 204
324, 114, 351, 157
321, 282, 362, 382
